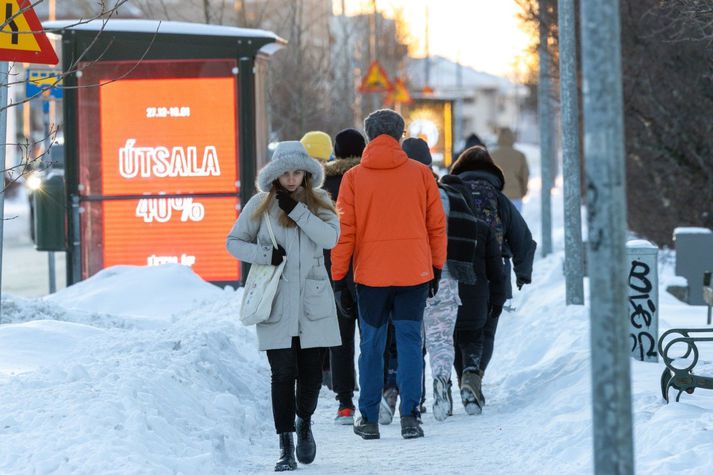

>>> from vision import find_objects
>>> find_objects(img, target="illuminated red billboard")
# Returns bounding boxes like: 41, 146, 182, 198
76, 59, 241, 282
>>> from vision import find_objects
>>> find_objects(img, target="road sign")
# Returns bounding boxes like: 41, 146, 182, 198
0, 0, 58, 64
26, 69, 63, 99
358, 60, 392, 93
387, 78, 412, 105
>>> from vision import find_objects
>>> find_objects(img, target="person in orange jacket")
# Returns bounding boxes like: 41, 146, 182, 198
331, 109, 446, 440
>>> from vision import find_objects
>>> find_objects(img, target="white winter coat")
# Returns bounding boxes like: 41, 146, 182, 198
227, 190, 342, 351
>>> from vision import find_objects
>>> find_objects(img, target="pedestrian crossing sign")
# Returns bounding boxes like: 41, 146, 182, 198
358, 60, 393, 93
0, 0, 58, 64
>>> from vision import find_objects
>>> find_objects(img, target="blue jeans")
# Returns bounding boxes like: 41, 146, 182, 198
356, 283, 429, 422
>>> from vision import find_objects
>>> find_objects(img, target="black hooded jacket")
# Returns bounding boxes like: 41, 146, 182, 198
450, 157, 537, 284
440, 174, 507, 331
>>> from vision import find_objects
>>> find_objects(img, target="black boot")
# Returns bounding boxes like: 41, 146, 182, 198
275, 433, 297, 472
295, 416, 316, 464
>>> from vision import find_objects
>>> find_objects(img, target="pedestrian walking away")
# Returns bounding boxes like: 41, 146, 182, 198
226, 141, 341, 471
448, 145, 536, 411
490, 127, 530, 212
331, 109, 447, 440
324, 128, 366, 426
404, 137, 485, 421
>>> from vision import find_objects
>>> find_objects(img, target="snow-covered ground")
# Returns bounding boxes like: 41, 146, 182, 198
2, 146, 713, 474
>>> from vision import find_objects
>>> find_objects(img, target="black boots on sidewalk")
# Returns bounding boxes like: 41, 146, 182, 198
400, 415, 424, 439
275, 433, 297, 472
353, 417, 381, 439
295, 417, 316, 464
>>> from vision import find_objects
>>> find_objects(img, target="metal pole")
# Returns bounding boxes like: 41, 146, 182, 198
0, 61, 9, 322
538, 0, 554, 257
558, 0, 584, 305
42, 100, 56, 293
581, 0, 634, 473
71, 194, 81, 284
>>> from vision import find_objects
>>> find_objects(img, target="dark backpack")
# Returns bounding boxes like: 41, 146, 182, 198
466, 179, 504, 251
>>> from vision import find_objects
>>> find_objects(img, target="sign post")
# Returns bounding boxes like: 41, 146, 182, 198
0, 0, 58, 315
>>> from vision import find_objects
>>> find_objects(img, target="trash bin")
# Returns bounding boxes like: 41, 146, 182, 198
32, 170, 67, 251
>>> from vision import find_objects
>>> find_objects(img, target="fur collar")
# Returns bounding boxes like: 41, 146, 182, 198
324, 157, 361, 177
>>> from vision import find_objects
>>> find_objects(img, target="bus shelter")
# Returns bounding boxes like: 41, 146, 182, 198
44, 20, 285, 287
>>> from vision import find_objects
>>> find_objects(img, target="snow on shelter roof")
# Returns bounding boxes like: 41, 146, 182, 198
43, 19, 286, 44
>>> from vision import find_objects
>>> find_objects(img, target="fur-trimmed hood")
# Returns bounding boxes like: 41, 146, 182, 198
324, 157, 361, 177
451, 151, 506, 190
257, 141, 325, 192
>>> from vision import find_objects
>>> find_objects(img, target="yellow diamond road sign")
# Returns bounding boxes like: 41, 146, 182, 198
0, 0, 58, 64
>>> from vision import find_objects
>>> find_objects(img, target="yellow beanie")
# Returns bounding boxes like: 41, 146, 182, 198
300, 131, 333, 161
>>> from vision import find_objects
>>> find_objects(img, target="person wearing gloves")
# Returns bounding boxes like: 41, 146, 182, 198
226, 141, 341, 472
300, 131, 334, 162
322, 128, 367, 425
448, 145, 536, 410
331, 109, 446, 440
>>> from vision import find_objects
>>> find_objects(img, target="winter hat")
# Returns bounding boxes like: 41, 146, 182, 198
334, 128, 366, 159
402, 137, 432, 166
257, 141, 324, 192
451, 145, 505, 189
300, 131, 333, 161
363, 109, 405, 141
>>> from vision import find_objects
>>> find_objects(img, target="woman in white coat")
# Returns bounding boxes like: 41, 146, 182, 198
227, 141, 341, 472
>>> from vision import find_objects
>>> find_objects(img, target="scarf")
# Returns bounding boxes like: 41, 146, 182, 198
440, 182, 479, 285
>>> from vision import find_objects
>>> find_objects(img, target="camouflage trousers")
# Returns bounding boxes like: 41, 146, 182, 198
423, 277, 461, 381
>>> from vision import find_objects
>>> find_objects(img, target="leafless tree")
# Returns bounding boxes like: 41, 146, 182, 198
1, 0, 146, 194
516, 0, 713, 245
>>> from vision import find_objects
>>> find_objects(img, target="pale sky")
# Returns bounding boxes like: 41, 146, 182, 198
334, 0, 531, 78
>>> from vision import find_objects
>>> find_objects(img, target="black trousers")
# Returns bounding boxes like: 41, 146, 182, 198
453, 316, 500, 383
329, 314, 359, 408
266, 337, 323, 434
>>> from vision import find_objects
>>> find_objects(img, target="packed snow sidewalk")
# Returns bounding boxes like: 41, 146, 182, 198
2, 251, 712, 474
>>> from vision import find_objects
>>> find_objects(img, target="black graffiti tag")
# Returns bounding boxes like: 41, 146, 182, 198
628, 259, 658, 360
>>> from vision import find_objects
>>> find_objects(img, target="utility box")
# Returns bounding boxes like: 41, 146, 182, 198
626, 240, 658, 362
673, 227, 713, 305
33, 170, 67, 251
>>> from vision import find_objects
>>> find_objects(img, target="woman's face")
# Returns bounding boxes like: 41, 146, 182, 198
277, 170, 305, 192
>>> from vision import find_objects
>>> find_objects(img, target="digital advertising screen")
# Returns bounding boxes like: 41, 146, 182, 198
403, 99, 454, 167
76, 59, 241, 283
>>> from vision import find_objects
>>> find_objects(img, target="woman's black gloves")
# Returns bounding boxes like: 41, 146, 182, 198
271, 245, 286, 266
276, 189, 298, 214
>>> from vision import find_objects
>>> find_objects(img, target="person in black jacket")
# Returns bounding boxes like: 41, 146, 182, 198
447, 145, 537, 409
323, 128, 366, 425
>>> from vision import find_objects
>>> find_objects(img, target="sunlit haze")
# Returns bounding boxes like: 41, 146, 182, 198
334, 0, 531, 78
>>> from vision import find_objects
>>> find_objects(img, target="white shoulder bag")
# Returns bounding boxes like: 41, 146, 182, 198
239, 212, 286, 326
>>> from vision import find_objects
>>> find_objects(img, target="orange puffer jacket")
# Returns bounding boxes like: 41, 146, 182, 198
331, 134, 446, 287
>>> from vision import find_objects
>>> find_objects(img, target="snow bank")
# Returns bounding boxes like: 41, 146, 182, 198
0, 266, 271, 474
45, 264, 223, 321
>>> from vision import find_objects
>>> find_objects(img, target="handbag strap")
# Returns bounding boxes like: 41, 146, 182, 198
263, 212, 278, 249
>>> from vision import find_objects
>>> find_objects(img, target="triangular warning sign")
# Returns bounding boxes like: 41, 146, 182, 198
387, 78, 412, 104
0, 0, 58, 64
358, 60, 392, 93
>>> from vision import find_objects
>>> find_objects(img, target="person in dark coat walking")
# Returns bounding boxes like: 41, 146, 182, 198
448, 145, 537, 410
323, 128, 366, 425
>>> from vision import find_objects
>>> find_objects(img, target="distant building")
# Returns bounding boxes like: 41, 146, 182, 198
406, 56, 534, 147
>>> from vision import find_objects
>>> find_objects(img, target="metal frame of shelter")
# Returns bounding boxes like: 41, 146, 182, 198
44, 20, 285, 288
